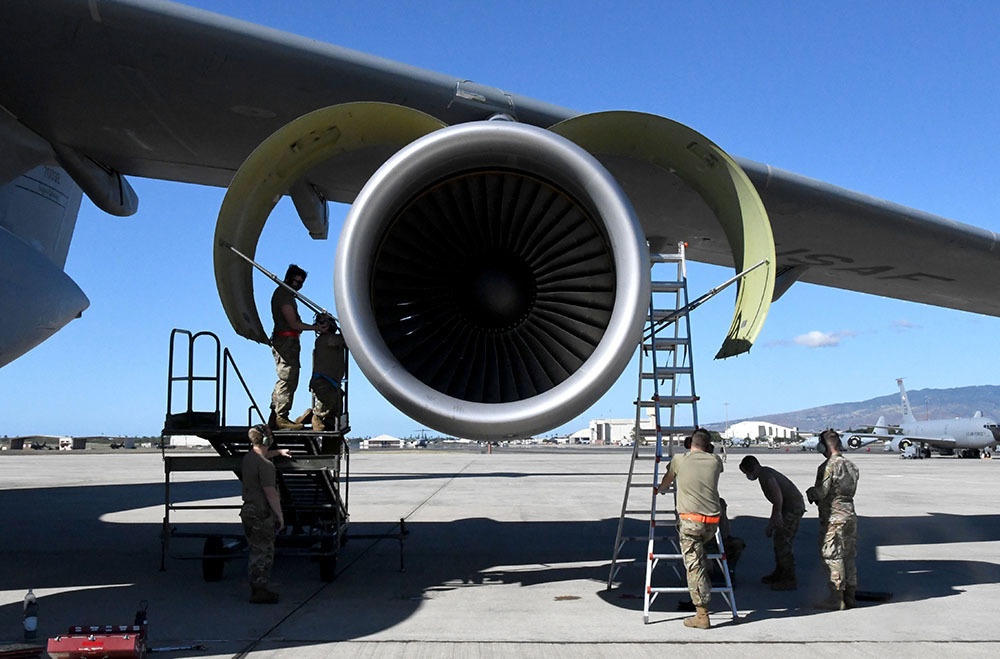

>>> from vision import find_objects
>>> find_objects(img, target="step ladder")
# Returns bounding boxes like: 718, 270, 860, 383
607, 243, 738, 624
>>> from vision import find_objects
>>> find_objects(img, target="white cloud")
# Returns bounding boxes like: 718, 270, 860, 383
793, 330, 851, 348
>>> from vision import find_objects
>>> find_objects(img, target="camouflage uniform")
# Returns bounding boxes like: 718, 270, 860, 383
240, 502, 276, 587
679, 517, 719, 606
241, 450, 279, 587
758, 465, 805, 582
270, 335, 300, 417
310, 329, 347, 429
809, 454, 860, 592
664, 451, 724, 608
270, 286, 302, 417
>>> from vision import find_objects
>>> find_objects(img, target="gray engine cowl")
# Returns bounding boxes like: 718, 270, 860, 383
334, 121, 650, 440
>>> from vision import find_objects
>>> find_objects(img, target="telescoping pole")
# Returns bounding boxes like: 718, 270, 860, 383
222, 243, 336, 320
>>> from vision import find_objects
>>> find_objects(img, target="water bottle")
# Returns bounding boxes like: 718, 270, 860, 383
23, 588, 38, 641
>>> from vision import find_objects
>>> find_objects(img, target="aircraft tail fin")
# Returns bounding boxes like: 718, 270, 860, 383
897, 378, 917, 424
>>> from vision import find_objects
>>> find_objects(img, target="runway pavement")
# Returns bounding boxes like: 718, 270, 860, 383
1, 446, 999, 657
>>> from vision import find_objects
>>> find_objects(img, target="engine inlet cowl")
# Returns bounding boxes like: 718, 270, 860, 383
335, 122, 649, 439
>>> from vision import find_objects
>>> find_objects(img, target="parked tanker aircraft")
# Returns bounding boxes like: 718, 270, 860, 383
798, 420, 885, 452
3, 1, 1000, 440
884, 379, 1000, 458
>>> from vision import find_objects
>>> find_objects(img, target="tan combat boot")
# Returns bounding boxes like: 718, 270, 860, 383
683, 606, 711, 629
814, 587, 845, 610
312, 413, 326, 432
249, 585, 279, 604
274, 414, 304, 430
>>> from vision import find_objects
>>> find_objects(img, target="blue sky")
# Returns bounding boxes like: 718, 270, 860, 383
3, 1, 1000, 438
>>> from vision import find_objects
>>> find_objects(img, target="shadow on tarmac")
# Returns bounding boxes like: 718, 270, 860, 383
3, 471, 1000, 649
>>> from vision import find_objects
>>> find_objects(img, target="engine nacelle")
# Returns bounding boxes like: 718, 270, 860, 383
846, 435, 862, 450
335, 122, 650, 439
215, 104, 774, 442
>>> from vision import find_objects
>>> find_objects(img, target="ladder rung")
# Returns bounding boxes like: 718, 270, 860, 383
651, 282, 684, 293
650, 253, 683, 263
651, 308, 685, 321
651, 552, 684, 560
659, 425, 697, 435
643, 337, 689, 350
641, 367, 692, 379
636, 397, 695, 407
649, 586, 734, 594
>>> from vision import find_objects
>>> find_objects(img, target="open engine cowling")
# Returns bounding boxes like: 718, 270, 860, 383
334, 121, 649, 439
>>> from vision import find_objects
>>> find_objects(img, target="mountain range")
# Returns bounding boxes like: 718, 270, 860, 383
704, 385, 1000, 433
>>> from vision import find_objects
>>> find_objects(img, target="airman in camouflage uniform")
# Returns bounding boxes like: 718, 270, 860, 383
806, 429, 860, 610
658, 428, 724, 629
739, 455, 805, 590
309, 314, 347, 432
270, 265, 322, 430
241, 425, 290, 603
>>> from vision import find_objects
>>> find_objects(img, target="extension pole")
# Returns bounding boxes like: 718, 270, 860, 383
222, 243, 335, 319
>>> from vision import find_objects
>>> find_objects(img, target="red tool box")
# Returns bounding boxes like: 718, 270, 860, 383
46, 624, 147, 659
46, 603, 148, 659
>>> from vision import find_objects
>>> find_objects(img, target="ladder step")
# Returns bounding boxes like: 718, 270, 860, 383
650, 253, 683, 263
649, 586, 735, 595
635, 397, 695, 408
643, 337, 689, 350
642, 366, 692, 380
637, 429, 692, 440
650, 282, 684, 293
651, 309, 686, 322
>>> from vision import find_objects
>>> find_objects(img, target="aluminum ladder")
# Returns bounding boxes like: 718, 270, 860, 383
607, 242, 738, 623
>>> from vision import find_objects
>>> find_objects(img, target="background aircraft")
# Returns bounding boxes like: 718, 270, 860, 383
2, 2, 1000, 440
837, 417, 890, 451
798, 421, 884, 452
886, 379, 1000, 458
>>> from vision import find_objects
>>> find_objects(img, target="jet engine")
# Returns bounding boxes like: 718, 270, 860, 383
846, 435, 863, 450
334, 122, 649, 439
891, 437, 912, 453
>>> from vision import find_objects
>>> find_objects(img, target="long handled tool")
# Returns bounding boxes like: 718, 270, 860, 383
222, 243, 336, 321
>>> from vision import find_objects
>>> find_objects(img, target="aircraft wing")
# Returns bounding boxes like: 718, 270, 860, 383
889, 435, 959, 453
841, 433, 886, 450
3, 0, 1000, 437
901, 435, 958, 448
2, 1, 999, 314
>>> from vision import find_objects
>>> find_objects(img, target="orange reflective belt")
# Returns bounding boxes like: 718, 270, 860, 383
679, 513, 720, 524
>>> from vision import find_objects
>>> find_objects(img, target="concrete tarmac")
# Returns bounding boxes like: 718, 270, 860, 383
2, 446, 999, 657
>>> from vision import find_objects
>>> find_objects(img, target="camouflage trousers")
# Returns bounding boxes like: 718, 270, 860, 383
270, 335, 301, 417
241, 503, 276, 587
819, 514, 857, 591
310, 377, 343, 429
773, 508, 804, 578
678, 518, 719, 607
